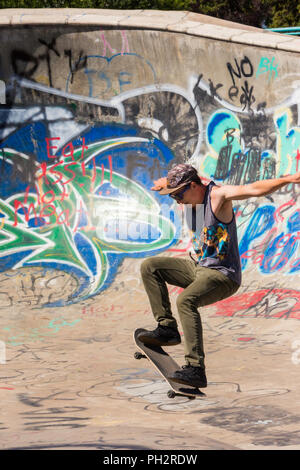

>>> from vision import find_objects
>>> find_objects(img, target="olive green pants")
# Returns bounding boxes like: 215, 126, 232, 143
140, 256, 240, 369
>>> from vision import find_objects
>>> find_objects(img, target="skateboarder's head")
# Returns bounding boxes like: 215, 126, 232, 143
159, 164, 203, 203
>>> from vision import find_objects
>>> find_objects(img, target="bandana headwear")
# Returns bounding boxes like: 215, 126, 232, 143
159, 164, 199, 195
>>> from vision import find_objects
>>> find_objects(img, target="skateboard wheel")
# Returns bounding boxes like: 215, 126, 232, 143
167, 390, 176, 399
134, 351, 146, 360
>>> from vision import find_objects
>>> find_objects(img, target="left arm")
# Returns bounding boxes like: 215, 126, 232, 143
218, 172, 300, 201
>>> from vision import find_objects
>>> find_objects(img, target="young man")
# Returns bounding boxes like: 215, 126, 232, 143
138, 163, 300, 389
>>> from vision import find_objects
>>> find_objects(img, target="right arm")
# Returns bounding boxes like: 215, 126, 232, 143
151, 177, 167, 191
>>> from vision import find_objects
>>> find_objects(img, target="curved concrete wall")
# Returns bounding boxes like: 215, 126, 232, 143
0, 9, 299, 317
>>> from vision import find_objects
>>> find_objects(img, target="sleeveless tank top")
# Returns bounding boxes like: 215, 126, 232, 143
190, 181, 242, 286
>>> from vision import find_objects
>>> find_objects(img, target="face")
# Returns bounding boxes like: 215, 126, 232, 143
169, 183, 191, 203
170, 182, 199, 206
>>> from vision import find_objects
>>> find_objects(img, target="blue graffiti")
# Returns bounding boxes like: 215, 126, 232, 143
65, 53, 157, 97
239, 205, 300, 274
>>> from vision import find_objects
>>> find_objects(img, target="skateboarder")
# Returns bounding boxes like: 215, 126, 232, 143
138, 163, 300, 388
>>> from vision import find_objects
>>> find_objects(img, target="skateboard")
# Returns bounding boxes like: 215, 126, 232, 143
133, 328, 206, 400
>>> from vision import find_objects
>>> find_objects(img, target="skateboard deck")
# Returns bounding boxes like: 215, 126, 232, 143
133, 328, 206, 399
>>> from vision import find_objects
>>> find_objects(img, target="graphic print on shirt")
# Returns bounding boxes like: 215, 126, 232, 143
192, 223, 230, 261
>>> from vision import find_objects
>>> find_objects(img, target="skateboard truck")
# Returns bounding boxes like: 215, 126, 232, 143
134, 351, 147, 360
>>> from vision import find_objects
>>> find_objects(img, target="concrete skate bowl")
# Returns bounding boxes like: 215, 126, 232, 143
0, 9, 300, 450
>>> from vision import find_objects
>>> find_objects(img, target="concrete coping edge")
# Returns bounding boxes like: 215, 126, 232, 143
0, 8, 299, 53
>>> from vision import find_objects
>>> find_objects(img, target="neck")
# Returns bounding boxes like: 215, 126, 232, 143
197, 184, 207, 204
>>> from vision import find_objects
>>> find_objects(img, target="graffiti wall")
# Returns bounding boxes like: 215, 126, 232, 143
0, 24, 299, 313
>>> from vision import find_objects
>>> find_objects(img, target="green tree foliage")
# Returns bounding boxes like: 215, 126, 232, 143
0, 0, 299, 28
266, 1, 300, 28
0, 0, 192, 9
189, 0, 300, 28
189, 0, 272, 27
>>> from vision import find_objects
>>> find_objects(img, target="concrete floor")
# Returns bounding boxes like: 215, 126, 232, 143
0, 258, 299, 450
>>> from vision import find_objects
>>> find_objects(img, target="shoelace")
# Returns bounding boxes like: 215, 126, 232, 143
181, 365, 200, 375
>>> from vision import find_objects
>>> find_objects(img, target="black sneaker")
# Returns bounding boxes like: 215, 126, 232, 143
169, 365, 207, 388
137, 325, 181, 346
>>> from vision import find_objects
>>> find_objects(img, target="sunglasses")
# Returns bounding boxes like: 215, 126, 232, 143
169, 183, 191, 201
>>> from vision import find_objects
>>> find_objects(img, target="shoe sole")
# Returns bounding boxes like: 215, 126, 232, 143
137, 334, 181, 347
170, 376, 207, 388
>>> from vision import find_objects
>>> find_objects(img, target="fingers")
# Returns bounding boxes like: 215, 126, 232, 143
151, 177, 167, 191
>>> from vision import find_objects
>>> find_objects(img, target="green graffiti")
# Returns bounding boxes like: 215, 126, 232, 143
256, 57, 279, 82
0, 138, 175, 305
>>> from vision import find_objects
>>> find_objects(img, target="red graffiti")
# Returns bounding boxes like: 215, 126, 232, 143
274, 199, 296, 223
296, 148, 300, 172
237, 337, 255, 342
12, 137, 112, 232
212, 288, 300, 320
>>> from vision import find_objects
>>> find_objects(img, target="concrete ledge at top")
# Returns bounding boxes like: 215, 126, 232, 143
179, 11, 263, 33
230, 30, 298, 50
0, 8, 186, 27
275, 38, 300, 52
169, 22, 299, 52
0, 8, 299, 53
118, 9, 187, 28
2, 8, 143, 26
172, 23, 243, 41
0, 8, 69, 24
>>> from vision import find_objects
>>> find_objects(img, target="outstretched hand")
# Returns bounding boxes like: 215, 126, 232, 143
287, 171, 300, 184
151, 177, 167, 191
